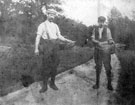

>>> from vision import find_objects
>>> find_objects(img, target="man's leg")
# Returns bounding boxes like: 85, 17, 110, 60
103, 53, 113, 91
49, 47, 59, 90
93, 49, 102, 89
39, 56, 50, 93
40, 77, 49, 93
49, 67, 58, 90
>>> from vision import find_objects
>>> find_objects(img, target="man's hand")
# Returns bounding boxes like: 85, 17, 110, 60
97, 41, 108, 48
70, 40, 76, 44
97, 42, 102, 47
69, 40, 76, 46
64, 39, 75, 44
35, 49, 39, 56
108, 40, 115, 44
66, 40, 76, 48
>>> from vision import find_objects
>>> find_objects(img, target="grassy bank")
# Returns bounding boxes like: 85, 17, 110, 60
116, 50, 135, 105
0, 44, 94, 96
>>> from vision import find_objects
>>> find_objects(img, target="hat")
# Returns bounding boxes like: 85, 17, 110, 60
47, 9, 57, 15
98, 16, 106, 22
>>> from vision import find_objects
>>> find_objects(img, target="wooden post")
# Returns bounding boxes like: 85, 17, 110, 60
97, 0, 100, 17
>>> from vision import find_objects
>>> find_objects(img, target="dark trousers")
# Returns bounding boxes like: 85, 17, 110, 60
94, 48, 112, 86
39, 38, 72, 84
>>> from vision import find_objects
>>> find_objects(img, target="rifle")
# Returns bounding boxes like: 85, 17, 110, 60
95, 41, 126, 54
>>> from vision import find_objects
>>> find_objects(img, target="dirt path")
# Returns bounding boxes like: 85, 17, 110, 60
0, 54, 120, 105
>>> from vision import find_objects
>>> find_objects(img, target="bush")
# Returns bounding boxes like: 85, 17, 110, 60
116, 50, 135, 105
108, 8, 135, 105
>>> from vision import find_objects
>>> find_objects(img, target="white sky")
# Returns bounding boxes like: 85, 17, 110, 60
60, 0, 135, 26
12, 0, 135, 26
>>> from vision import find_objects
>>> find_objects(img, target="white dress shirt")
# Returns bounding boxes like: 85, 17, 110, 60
37, 20, 65, 40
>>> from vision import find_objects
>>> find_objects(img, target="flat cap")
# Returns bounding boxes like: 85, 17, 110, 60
47, 9, 57, 15
98, 16, 106, 22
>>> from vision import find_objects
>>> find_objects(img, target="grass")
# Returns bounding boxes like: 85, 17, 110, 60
0, 44, 94, 96
116, 50, 135, 105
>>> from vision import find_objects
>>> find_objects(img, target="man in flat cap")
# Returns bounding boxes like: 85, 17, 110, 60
35, 7, 75, 93
91, 16, 114, 91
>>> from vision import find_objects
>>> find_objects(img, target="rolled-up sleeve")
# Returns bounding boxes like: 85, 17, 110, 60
37, 24, 44, 37
107, 28, 113, 40
37, 23, 48, 39
55, 24, 66, 40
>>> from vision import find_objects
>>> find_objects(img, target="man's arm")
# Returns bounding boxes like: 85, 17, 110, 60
35, 34, 41, 54
56, 24, 75, 43
107, 28, 114, 44
91, 28, 100, 45
35, 24, 43, 55
91, 38, 100, 44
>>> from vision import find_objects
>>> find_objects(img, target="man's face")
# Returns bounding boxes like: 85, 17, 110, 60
98, 21, 104, 28
47, 13, 55, 22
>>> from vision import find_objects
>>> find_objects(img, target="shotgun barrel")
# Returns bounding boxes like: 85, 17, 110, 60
96, 43, 126, 54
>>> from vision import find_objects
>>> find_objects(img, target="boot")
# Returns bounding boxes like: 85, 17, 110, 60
93, 70, 100, 89
107, 78, 113, 91
107, 72, 113, 91
49, 78, 58, 90
93, 84, 99, 89
39, 80, 48, 93
107, 84, 113, 91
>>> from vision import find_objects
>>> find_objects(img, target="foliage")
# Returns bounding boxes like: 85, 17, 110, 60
108, 7, 135, 105
116, 51, 135, 105
108, 7, 135, 50
54, 16, 88, 46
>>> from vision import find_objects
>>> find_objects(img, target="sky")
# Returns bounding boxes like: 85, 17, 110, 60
59, 0, 135, 26
12, 0, 135, 26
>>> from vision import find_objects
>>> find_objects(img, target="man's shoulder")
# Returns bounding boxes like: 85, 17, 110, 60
39, 22, 46, 26
38, 22, 46, 28
52, 22, 58, 26
103, 25, 110, 29
106, 27, 111, 31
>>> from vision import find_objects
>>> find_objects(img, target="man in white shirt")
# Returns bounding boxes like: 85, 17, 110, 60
35, 7, 75, 93
91, 16, 114, 91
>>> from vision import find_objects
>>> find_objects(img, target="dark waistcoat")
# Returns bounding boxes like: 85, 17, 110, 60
95, 26, 108, 42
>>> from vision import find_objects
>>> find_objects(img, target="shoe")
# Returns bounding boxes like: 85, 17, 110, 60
107, 85, 113, 91
49, 81, 58, 90
39, 83, 48, 93
92, 84, 99, 89
39, 86, 48, 93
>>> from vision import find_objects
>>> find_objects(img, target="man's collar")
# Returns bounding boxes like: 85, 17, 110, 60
45, 20, 51, 24
99, 27, 104, 29
45, 20, 49, 22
